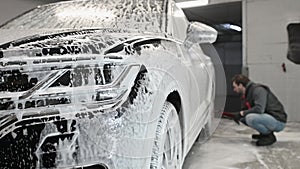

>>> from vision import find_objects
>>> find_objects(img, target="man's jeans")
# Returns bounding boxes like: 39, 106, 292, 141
243, 113, 286, 134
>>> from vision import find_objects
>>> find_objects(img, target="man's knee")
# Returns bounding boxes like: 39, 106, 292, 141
245, 113, 260, 126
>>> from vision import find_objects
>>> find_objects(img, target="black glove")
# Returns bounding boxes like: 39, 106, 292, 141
232, 112, 242, 125
222, 112, 243, 125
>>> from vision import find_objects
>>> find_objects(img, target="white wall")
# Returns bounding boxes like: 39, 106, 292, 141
244, 0, 300, 121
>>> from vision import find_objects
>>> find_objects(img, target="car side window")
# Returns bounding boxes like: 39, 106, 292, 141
287, 23, 300, 64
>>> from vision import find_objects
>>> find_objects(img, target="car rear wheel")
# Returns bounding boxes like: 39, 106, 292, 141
150, 101, 182, 169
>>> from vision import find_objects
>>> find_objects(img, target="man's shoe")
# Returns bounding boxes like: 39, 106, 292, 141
256, 132, 276, 146
252, 133, 263, 140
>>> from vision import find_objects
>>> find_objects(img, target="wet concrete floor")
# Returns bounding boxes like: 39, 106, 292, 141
183, 118, 300, 169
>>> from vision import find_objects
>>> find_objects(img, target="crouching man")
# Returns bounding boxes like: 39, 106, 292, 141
231, 74, 287, 146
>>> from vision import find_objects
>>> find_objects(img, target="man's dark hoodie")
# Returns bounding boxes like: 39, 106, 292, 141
243, 81, 287, 123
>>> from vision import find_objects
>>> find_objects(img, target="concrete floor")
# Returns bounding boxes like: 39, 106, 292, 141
183, 118, 300, 169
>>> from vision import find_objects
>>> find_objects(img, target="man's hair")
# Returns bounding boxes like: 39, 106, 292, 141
232, 74, 250, 86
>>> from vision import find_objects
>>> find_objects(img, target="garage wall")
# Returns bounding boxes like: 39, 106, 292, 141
244, 0, 300, 121
215, 42, 242, 112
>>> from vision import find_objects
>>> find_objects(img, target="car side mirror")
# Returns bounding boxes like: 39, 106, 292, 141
184, 22, 218, 49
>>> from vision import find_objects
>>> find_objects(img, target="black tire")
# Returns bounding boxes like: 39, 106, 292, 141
150, 101, 182, 169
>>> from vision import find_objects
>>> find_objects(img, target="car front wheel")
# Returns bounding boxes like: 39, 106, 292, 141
150, 101, 182, 169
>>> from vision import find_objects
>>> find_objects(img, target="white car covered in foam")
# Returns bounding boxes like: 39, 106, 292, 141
0, 0, 218, 168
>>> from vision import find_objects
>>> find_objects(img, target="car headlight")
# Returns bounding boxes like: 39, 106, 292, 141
0, 54, 143, 111
80, 60, 143, 110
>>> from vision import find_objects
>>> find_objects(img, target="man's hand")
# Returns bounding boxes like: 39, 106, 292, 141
222, 111, 244, 125
232, 111, 242, 125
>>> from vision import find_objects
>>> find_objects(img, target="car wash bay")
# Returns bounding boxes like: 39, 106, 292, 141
1, 0, 300, 168
182, 0, 300, 168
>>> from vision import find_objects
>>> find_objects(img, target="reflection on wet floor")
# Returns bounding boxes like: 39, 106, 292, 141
183, 118, 300, 169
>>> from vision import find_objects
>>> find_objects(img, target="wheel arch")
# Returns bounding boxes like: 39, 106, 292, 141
166, 90, 186, 157
166, 91, 181, 114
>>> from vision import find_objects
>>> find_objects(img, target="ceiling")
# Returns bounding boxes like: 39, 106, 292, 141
182, 1, 242, 42
183, 2, 241, 26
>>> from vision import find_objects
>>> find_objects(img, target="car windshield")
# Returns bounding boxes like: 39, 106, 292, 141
0, 0, 165, 33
